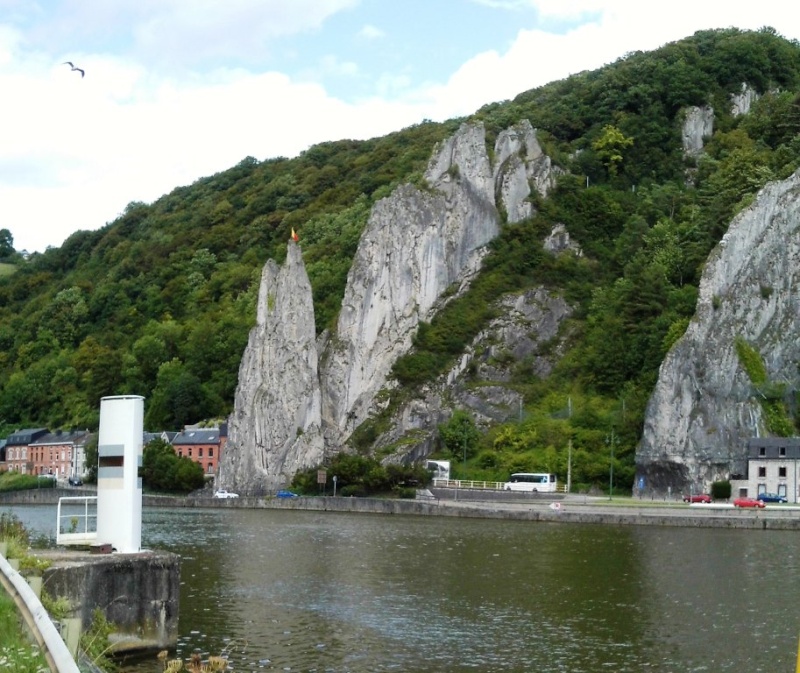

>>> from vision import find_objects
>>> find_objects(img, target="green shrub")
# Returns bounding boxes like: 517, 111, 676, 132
711, 480, 731, 500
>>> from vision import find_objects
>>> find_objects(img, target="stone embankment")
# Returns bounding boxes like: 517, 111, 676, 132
3, 488, 797, 531
181, 491, 800, 530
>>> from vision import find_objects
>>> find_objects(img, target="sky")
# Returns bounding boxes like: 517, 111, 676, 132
1, 1, 798, 253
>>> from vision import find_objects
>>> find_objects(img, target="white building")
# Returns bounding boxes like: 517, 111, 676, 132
745, 437, 800, 502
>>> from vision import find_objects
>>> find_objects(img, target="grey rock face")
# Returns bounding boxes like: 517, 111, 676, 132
731, 83, 758, 117
220, 242, 324, 493
320, 122, 500, 445
543, 223, 583, 257
637, 170, 800, 493
227, 119, 565, 483
493, 120, 563, 222
374, 285, 575, 460
682, 105, 714, 156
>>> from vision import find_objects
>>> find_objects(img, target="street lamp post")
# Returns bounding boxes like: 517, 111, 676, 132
607, 430, 616, 500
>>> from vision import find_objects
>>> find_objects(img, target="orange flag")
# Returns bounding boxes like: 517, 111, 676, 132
291, 228, 299, 242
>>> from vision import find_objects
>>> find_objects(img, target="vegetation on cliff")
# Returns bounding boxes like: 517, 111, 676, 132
0, 27, 799, 492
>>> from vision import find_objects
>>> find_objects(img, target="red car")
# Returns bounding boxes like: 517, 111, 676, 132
733, 497, 765, 508
683, 493, 712, 503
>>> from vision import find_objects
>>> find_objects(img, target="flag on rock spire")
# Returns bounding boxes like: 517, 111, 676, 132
291, 228, 299, 242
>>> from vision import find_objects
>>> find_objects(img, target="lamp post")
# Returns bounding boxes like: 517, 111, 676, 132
607, 430, 616, 500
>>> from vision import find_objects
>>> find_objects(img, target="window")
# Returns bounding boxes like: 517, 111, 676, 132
759, 447, 766, 456
188, 448, 193, 457
199, 448, 203, 458
780, 447, 786, 457
779, 466, 787, 478
209, 448, 214, 457
758, 466, 766, 478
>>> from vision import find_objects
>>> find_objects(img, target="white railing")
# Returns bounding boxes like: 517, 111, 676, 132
56, 496, 98, 546
432, 479, 567, 493
433, 479, 506, 490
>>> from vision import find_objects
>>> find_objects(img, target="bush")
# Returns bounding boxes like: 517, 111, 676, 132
711, 480, 731, 500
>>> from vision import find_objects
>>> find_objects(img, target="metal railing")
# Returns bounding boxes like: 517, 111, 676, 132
56, 496, 98, 546
0, 547, 81, 673
432, 479, 567, 493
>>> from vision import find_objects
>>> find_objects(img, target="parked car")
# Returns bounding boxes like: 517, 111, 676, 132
682, 493, 712, 503
68, 476, 83, 486
757, 492, 787, 503
276, 490, 299, 498
213, 489, 239, 499
733, 497, 765, 508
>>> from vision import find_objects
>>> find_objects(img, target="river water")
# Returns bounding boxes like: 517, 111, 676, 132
2, 503, 798, 672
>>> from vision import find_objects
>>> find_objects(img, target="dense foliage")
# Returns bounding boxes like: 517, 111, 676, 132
1, 28, 799, 493
291, 453, 430, 497
141, 439, 206, 493
0, 471, 56, 492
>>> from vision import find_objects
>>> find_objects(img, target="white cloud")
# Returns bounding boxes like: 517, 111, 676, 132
358, 24, 385, 40
3, 1, 800, 253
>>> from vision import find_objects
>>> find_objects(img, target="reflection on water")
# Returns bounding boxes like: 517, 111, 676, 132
3, 504, 798, 672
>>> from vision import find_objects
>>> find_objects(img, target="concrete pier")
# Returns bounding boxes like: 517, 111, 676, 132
35, 548, 180, 655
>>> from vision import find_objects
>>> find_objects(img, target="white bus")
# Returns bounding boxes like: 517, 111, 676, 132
504, 473, 558, 492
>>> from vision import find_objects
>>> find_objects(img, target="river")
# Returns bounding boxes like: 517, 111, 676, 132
2, 503, 798, 672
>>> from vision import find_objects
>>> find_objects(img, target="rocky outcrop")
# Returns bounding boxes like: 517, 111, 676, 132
373, 283, 575, 464
493, 120, 563, 222
636, 169, 800, 493
543, 223, 583, 257
226, 120, 565, 488
320, 122, 500, 446
220, 242, 324, 493
682, 105, 714, 156
731, 83, 758, 116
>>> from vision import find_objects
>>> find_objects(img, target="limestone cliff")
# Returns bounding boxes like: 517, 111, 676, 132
636, 169, 800, 492
226, 120, 564, 490
493, 120, 564, 222
320, 121, 564, 447
220, 242, 324, 493
682, 105, 714, 156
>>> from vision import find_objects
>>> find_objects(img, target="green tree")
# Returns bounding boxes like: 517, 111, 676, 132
141, 438, 204, 493
438, 410, 480, 463
592, 124, 634, 176
0, 228, 14, 258
145, 359, 207, 430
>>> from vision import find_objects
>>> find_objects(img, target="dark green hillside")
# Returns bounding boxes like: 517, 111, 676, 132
1, 28, 799, 491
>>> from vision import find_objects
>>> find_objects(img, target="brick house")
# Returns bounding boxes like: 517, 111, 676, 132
28, 429, 92, 481
4, 428, 48, 474
172, 425, 226, 476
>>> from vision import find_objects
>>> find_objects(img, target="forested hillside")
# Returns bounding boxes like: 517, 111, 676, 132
1, 27, 799, 490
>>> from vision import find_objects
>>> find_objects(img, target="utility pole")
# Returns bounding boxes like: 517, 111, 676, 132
567, 397, 572, 494
607, 429, 616, 500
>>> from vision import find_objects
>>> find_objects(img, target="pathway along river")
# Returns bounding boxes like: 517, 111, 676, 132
2, 503, 798, 672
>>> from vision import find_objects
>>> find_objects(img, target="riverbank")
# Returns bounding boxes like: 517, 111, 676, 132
2, 487, 797, 530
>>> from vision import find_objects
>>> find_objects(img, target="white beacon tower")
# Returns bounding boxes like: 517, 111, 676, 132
96, 395, 144, 553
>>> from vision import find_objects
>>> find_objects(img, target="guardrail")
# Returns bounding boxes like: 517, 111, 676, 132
56, 496, 98, 546
432, 479, 567, 493
0, 546, 81, 673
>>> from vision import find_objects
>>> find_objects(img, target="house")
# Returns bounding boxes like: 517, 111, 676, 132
28, 429, 92, 480
171, 425, 226, 476
4, 428, 49, 474
745, 437, 800, 502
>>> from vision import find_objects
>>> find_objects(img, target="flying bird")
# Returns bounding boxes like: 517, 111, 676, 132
63, 61, 85, 77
